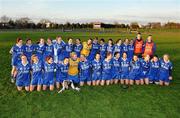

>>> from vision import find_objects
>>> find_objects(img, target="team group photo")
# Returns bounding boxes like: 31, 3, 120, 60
0, 0, 179, 117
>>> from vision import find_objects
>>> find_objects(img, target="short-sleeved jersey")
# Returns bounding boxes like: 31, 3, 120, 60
68, 58, 80, 75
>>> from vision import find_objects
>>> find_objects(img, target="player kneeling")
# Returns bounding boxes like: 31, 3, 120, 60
148, 55, 160, 84
56, 57, 69, 89
159, 54, 173, 86
14, 54, 31, 91
43, 56, 56, 91
30, 54, 43, 91
91, 53, 102, 86
79, 54, 91, 86
129, 55, 141, 85
120, 52, 130, 85
140, 55, 150, 85
101, 52, 113, 86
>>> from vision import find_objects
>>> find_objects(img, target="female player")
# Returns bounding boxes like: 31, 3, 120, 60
34, 38, 45, 61
44, 38, 54, 61
79, 54, 91, 86
107, 38, 114, 54
14, 54, 31, 91
68, 52, 80, 84
128, 39, 134, 61
140, 55, 150, 85
113, 39, 122, 56
159, 54, 173, 86
30, 54, 43, 91
64, 38, 74, 58
91, 53, 102, 86
56, 57, 69, 89
73, 38, 83, 57
148, 55, 160, 84
99, 38, 107, 61
112, 52, 121, 84
122, 38, 129, 54
120, 52, 130, 85
88, 37, 100, 60
43, 56, 56, 91
24, 38, 34, 62
129, 55, 141, 85
10, 38, 24, 83
81, 38, 92, 58
101, 52, 113, 86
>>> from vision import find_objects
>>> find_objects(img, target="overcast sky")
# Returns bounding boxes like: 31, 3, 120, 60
0, 0, 179, 24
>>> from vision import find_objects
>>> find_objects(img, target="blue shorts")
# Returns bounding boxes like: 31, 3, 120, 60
80, 76, 91, 82
102, 72, 112, 80
16, 78, 30, 87
112, 73, 121, 79
140, 71, 149, 78
31, 77, 43, 85
92, 72, 101, 80
159, 74, 170, 82
68, 75, 79, 84
121, 73, 129, 79
149, 75, 159, 82
43, 78, 54, 86
129, 73, 141, 80
56, 74, 67, 83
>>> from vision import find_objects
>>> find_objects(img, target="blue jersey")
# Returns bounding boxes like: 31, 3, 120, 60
31, 61, 43, 85
148, 61, 160, 81
15, 62, 31, 86
24, 44, 35, 61
56, 62, 69, 82
122, 44, 129, 53
120, 58, 130, 75
11, 44, 25, 66
88, 43, 100, 60
112, 58, 121, 79
128, 44, 134, 60
73, 44, 83, 57
107, 44, 114, 53
79, 60, 91, 77
44, 44, 54, 57
113, 44, 122, 55
159, 59, 173, 77
64, 43, 73, 58
140, 60, 150, 78
91, 59, 102, 80
99, 44, 107, 61
102, 59, 113, 80
129, 60, 141, 80
43, 62, 56, 85
34, 44, 45, 59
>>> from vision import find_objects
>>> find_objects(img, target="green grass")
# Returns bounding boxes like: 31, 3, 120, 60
0, 30, 180, 118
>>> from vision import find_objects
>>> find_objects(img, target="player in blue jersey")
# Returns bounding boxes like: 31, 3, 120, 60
56, 57, 69, 89
148, 55, 160, 84
88, 37, 100, 60
79, 54, 91, 86
129, 55, 142, 85
91, 53, 102, 86
112, 52, 121, 84
99, 38, 107, 61
44, 38, 54, 61
128, 39, 134, 61
107, 38, 114, 54
120, 52, 130, 85
122, 38, 129, 54
101, 52, 113, 86
159, 54, 173, 86
14, 54, 31, 91
24, 38, 35, 62
63, 38, 74, 58
43, 56, 56, 91
30, 54, 43, 91
113, 39, 122, 56
34, 38, 45, 60
73, 38, 83, 57
52, 36, 66, 63
140, 55, 150, 85
9, 38, 25, 83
